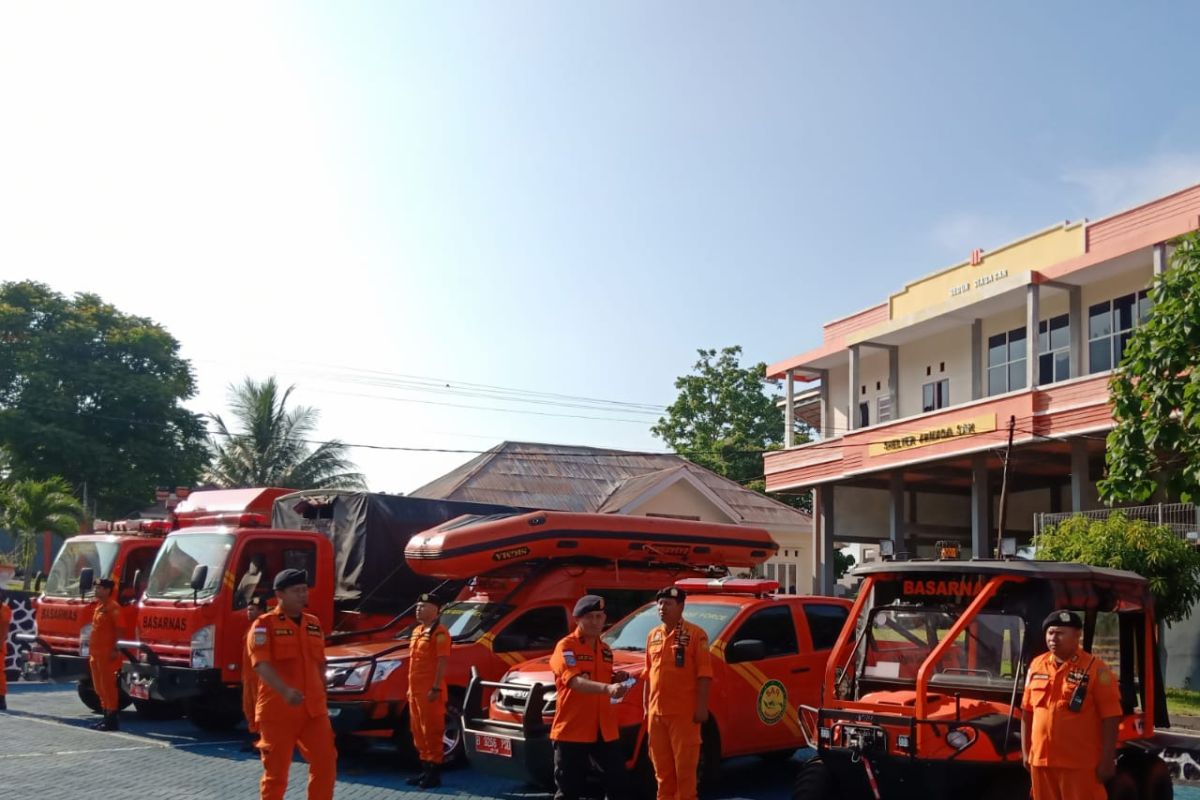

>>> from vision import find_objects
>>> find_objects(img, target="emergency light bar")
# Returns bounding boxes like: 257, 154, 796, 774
93, 520, 112, 532
109, 519, 172, 535
178, 512, 269, 529
673, 577, 780, 596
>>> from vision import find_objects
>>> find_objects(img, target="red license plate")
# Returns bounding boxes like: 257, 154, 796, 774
474, 734, 512, 758
128, 682, 150, 700
28, 652, 45, 665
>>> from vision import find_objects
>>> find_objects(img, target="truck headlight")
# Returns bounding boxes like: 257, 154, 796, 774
191, 624, 215, 669
79, 624, 92, 657
372, 659, 403, 683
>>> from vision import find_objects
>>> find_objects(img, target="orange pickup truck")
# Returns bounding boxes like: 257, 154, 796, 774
464, 577, 850, 792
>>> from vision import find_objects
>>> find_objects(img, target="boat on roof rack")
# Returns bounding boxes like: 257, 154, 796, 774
404, 510, 778, 578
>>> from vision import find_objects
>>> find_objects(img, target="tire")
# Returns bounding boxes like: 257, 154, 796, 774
442, 688, 467, 767
697, 722, 721, 791
188, 699, 244, 731
792, 756, 835, 800
335, 733, 372, 758
1139, 757, 1173, 800
75, 681, 132, 713
1105, 769, 1139, 800
133, 699, 185, 720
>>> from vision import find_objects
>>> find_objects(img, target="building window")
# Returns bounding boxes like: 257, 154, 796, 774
987, 327, 1027, 396
1089, 291, 1151, 374
1038, 313, 1071, 385
922, 379, 949, 412
858, 402, 870, 428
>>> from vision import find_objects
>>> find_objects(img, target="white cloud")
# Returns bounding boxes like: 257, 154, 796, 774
1062, 153, 1200, 213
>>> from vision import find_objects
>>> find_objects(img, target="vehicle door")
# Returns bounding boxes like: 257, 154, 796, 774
793, 601, 850, 703
718, 604, 807, 755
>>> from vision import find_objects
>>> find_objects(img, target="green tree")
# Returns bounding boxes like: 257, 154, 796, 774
205, 377, 366, 490
1035, 512, 1200, 625
834, 549, 857, 581
0, 281, 209, 518
1100, 234, 1200, 503
2, 476, 85, 590
652, 346, 810, 508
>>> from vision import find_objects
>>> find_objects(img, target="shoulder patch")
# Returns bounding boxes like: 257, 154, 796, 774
563, 649, 576, 667
253, 628, 268, 647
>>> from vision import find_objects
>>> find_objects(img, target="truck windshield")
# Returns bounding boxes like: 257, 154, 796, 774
44, 540, 121, 597
394, 601, 513, 644
860, 606, 1025, 689
603, 602, 739, 651
143, 533, 234, 600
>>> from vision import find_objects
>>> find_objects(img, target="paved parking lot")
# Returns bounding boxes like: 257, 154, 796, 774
0, 684, 793, 800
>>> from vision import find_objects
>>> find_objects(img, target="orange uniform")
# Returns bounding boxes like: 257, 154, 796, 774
645, 620, 712, 800
0, 602, 11, 701
549, 627, 619, 743
88, 597, 121, 713
242, 625, 260, 734
1022, 649, 1123, 800
407, 621, 451, 764
250, 610, 337, 800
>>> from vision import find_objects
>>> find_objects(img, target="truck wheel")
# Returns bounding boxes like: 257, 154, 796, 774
1105, 769, 1139, 800
792, 756, 835, 800
442, 688, 467, 767
698, 721, 721, 790
77, 681, 104, 713
133, 699, 185, 720
1138, 756, 1172, 800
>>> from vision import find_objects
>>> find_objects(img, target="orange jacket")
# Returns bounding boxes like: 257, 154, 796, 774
250, 610, 328, 722
549, 627, 619, 743
407, 622, 450, 694
645, 619, 712, 717
90, 598, 120, 660
1022, 649, 1123, 769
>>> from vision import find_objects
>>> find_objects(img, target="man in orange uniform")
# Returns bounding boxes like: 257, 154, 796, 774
1021, 610, 1123, 800
406, 592, 451, 788
549, 595, 631, 800
0, 588, 11, 711
645, 586, 712, 800
241, 596, 265, 751
251, 569, 337, 800
88, 578, 122, 730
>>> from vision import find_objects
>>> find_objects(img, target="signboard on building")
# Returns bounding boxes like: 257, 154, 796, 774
868, 413, 997, 456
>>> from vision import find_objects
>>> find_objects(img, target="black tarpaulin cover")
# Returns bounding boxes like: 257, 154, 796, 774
271, 491, 521, 612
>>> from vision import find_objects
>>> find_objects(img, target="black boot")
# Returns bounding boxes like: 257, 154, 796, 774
108, 712, 120, 731
407, 762, 428, 786
419, 763, 441, 789
0, 695, 7, 711
94, 712, 119, 731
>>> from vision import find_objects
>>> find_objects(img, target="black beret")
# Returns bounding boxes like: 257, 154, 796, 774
96, 578, 116, 589
273, 569, 308, 591
656, 586, 686, 602
417, 593, 442, 607
573, 594, 606, 617
1043, 610, 1083, 630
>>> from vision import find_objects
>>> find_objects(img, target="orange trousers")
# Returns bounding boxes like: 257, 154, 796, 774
408, 691, 446, 764
258, 712, 337, 800
88, 654, 120, 713
647, 714, 702, 800
243, 673, 259, 733
1030, 766, 1107, 800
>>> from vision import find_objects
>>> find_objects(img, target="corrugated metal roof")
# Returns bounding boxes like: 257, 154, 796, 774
409, 441, 811, 528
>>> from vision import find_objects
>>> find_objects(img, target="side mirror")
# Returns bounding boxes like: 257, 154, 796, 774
79, 567, 95, 597
190, 565, 209, 593
726, 639, 767, 664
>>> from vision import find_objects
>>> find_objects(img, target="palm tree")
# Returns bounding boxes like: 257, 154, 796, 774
205, 377, 366, 490
1, 476, 85, 590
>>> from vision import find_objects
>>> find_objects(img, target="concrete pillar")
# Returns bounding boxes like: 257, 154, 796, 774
817, 486, 836, 596
816, 369, 830, 439
848, 345, 861, 430
1153, 242, 1168, 277
971, 319, 983, 400
889, 472, 904, 555
1026, 283, 1040, 390
887, 346, 899, 419
971, 454, 990, 558
785, 369, 795, 448
1070, 438, 1090, 511
1069, 286, 1083, 379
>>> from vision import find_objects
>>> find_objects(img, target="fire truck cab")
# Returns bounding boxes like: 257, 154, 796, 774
464, 577, 851, 793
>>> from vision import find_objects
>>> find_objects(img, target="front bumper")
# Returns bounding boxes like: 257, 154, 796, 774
819, 746, 1028, 797
46, 653, 90, 683
462, 673, 555, 788
327, 699, 407, 734
121, 662, 223, 703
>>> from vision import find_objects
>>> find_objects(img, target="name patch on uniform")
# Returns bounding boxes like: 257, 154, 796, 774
563, 650, 576, 667
306, 623, 321, 636
274, 628, 294, 636
601, 649, 613, 663
1068, 669, 1088, 683
1029, 673, 1050, 681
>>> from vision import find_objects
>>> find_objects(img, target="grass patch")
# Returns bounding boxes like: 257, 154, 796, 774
1167, 688, 1200, 717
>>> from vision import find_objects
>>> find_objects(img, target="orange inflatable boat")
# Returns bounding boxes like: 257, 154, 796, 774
404, 510, 778, 578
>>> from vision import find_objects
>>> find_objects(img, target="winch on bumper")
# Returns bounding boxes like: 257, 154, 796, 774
461, 669, 556, 787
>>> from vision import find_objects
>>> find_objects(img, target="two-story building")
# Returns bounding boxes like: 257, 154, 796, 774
765, 182, 1200, 595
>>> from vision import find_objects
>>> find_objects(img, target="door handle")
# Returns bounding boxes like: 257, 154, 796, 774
791, 666, 810, 674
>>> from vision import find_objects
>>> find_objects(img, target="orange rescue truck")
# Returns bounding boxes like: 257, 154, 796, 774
15, 489, 259, 715
323, 511, 779, 764
789, 556, 1172, 800
465, 576, 851, 792
120, 490, 519, 730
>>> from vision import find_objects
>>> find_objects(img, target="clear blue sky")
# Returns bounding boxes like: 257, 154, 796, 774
3, 2, 1199, 491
